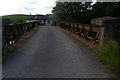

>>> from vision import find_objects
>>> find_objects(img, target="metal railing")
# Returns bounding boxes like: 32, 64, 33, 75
3, 21, 40, 47
59, 22, 104, 46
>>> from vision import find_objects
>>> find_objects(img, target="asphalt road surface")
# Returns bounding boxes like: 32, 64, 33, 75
3, 26, 114, 78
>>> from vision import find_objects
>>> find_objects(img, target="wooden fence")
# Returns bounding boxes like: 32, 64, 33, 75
3, 21, 40, 47
58, 22, 104, 47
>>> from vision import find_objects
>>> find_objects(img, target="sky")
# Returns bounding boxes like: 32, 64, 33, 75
0, 0, 119, 16
0, 0, 98, 16
0, 0, 57, 16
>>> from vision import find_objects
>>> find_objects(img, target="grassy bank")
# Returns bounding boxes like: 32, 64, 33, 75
3, 14, 30, 24
92, 38, 120, 78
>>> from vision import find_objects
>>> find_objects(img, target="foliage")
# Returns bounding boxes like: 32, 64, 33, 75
91, 2, 120, 18
52, 2, 92, 23
2, 14, 30, 24
52, 2, 120, 24
92, 38, 120, 78
28, 23, 32, 31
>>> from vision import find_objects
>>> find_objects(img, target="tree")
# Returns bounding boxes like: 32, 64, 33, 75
91, 2, 120, 18
52, 1, 120, 24
52, 2, 92, 23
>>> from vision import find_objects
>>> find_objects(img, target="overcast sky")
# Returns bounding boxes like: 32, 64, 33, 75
0, 0, 57, 16
0, 0, 98, 16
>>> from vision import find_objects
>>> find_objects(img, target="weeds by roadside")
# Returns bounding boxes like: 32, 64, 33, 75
92, 38, 120, 78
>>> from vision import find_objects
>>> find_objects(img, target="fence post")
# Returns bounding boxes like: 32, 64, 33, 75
99, 26, 105, 47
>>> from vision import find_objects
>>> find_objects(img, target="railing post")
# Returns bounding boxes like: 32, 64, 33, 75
99, 26, 105, 47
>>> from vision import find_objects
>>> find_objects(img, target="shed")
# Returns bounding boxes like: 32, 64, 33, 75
26, 14, 53, 26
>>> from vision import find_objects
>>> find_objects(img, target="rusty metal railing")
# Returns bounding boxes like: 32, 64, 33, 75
3, 21, 40, 47
59, 22, 104, 46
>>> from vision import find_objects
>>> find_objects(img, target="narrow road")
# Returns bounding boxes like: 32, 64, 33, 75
3, 26, 113, 78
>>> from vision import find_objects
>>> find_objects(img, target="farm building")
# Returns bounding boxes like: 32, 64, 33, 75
26, 14, 53, 26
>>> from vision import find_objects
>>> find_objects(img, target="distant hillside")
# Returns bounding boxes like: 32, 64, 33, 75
2, 14, 31, 24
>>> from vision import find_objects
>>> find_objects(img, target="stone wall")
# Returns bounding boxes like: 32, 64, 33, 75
1, 18, 11, 26
91, 16, 120, 26
91, 17, 120, 42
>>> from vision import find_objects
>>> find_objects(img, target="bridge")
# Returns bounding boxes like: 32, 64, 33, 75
1, 17, 120, 78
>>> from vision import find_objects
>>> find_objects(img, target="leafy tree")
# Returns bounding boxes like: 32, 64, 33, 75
52, 2, 92, 23
52, 1, 120, 24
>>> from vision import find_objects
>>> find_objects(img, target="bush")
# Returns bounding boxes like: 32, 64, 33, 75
28, 23, 32, 31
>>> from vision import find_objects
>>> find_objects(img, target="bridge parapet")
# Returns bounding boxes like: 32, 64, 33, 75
59, 22, 101, 46
91, 17, 120, 44
2, 19, 40, 47
58, 17, 120, 47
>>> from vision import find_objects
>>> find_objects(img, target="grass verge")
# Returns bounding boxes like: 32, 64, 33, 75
92, 38, 120, 78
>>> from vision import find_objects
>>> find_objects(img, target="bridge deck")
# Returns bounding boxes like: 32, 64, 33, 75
3, 26, 113, 78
